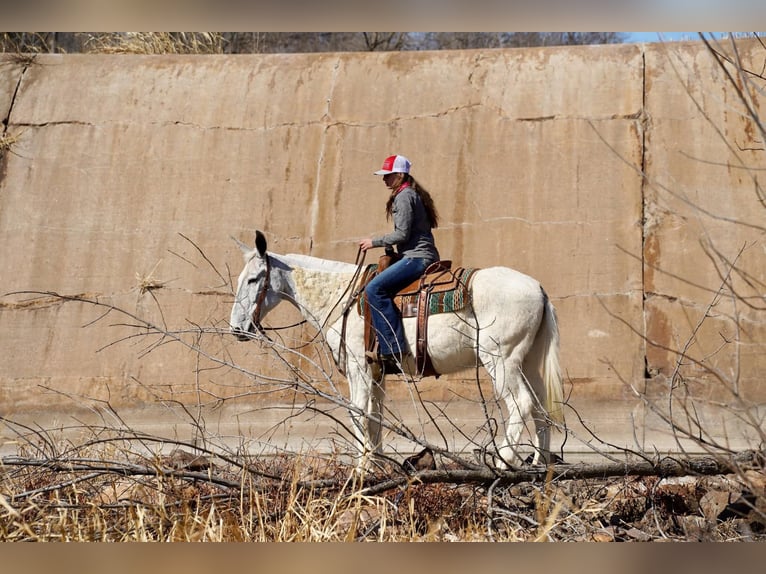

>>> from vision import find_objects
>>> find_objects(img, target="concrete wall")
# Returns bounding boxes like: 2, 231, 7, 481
1, 40, 764, 457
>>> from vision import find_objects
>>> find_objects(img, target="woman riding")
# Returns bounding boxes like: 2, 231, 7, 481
359, 154, 440, 372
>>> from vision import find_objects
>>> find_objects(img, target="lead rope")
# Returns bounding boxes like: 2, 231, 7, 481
336, 247, 368, 319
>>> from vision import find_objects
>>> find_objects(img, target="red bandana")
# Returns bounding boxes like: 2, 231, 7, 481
392, 181, 411, 197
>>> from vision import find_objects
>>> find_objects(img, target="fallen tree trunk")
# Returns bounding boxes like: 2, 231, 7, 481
2, 450, 762, 500
360, 450, 765, 495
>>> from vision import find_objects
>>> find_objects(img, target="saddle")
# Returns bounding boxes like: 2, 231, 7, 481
357, 258, 478, 378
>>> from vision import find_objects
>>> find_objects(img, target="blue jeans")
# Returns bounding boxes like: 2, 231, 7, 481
365, 256, 430, 357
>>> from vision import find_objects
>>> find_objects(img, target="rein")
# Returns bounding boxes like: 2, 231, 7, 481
326, 247, 367, 327
336, 247, 367, 375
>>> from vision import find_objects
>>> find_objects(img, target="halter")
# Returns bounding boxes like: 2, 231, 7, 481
250, 254, 271, 333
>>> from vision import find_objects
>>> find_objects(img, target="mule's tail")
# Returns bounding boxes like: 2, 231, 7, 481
525, 288, 565, 426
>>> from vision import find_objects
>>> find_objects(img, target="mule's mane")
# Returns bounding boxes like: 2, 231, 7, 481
276, 253, 357, 275
265, 252, 357, 326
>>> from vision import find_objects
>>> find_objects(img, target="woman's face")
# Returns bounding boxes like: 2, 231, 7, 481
382, 172, 404, 190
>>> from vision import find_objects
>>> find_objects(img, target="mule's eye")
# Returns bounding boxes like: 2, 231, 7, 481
247, 271, 264, 285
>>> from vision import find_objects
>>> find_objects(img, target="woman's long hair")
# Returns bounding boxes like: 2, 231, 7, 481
385, 174, 440, 229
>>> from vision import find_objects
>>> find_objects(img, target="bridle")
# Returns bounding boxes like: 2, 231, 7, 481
249, 253, 271, 333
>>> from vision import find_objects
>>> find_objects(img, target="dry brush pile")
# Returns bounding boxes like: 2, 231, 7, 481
1, 431, 764, 541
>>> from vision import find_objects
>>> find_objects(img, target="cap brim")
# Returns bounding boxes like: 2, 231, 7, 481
373, 169, 394, 175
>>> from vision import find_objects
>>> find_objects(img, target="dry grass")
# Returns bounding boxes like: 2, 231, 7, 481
1, 439, 764, 541
83, 33, 226, 55
135, 260, 166, 294
0, 32, 49, 55
0, 32, 227, 56
0, 439, 541, 542
0, 131, 24, 158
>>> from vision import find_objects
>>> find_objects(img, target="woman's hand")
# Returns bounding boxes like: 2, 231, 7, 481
359, 238, 374, 252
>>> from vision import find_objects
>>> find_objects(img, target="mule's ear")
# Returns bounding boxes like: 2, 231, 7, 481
232, 236, 251, 255
254, 230, 267, 257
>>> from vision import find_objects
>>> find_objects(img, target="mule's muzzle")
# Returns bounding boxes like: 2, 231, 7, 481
231, 323, 257, 341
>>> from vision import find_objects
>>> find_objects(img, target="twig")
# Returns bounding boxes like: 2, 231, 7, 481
177, 232, 231, 292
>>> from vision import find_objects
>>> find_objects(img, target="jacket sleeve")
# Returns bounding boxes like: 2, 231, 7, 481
372, 193, 414, 248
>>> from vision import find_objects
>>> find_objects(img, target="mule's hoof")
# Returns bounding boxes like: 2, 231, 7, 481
523, 453, 565, 465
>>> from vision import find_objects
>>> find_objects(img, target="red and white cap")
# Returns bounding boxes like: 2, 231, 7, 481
373, 154, 411, 175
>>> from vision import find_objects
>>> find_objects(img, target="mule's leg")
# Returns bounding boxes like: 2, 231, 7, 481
347, 367, 373, 463
346, 364, 385, 471
482, 352, 536, 469
530, 404, 551, 464
537, 421, 551, 464
522, 370, 552, 465
368, 373, 386, 456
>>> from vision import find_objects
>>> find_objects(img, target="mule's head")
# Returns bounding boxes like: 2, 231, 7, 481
230, 230, 276, 340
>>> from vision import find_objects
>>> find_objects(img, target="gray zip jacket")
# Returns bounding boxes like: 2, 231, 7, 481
372, 185, 439, 264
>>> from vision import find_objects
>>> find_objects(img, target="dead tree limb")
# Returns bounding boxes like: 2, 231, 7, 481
360, 450, 765, 496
